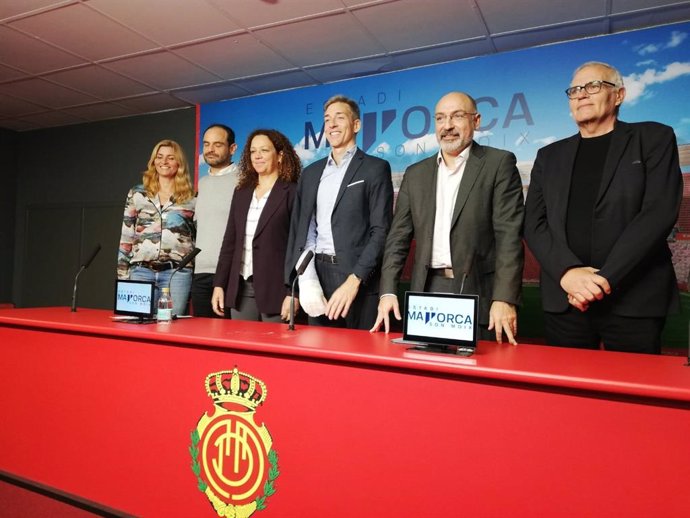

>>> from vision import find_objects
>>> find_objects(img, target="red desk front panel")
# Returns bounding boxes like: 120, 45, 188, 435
1, 308, 689, 517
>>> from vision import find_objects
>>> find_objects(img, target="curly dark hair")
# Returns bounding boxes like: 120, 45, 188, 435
237, 129, 302, 189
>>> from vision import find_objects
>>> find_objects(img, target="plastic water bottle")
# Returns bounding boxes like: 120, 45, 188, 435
157, 287, 173, 323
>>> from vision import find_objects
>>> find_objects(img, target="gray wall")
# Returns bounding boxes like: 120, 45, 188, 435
11, 108, 196, 308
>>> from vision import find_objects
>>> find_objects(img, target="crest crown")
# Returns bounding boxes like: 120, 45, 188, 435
205, 367, 267, 409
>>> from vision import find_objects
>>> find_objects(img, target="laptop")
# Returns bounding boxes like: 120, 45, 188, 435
395, 291, 479, 356
113, 279, 156, 322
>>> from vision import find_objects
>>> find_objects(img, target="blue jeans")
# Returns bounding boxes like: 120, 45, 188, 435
129, 266, 192, 316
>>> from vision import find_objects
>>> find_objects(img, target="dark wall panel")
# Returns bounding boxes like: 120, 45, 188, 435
79, 204, 125, 309
22, 206, 82, 307
0, 128, 17, 304
13, 108, 196, 308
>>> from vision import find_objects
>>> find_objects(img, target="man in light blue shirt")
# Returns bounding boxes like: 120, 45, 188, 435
286, 95, 393, 330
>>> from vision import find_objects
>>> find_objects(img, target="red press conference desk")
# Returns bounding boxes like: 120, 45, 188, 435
1, 307, 689, 517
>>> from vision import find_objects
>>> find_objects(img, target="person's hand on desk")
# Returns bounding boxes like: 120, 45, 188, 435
369, 294, 401, 334
211, 287, 225, 317
280, 296, 299, 321
488, 300, 518, 345
325, 274, 360, 320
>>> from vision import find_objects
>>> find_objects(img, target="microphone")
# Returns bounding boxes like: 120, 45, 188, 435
71, 243, 102, 312
82, 243, 102, 269
167, 248, 202, 315
175, 247, 202, 271
459, 250, 474, 294
289, 251, 314, 330
296, 250, 314, 276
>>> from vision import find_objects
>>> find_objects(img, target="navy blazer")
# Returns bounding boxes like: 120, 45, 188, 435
285, 148, 393, 293
214, 180, 296, 314
524, 121, 682, 316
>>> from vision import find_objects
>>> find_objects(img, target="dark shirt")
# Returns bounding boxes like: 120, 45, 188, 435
565, 132, 612, 266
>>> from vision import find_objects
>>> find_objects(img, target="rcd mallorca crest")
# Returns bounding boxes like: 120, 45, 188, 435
190, 368, 279, 517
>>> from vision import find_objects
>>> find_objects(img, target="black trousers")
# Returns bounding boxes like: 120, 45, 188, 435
225, 276, 282, 323
309, 259, 378, 330
191, 273, 222, 318
543, 302, 664, 355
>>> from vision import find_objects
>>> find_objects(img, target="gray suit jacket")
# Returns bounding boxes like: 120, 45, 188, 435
380, 142, 525, 325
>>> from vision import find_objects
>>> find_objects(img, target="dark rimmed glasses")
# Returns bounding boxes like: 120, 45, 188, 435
565, 80, 617, 99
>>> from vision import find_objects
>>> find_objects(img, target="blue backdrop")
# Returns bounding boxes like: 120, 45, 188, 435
198, 20, 690, 185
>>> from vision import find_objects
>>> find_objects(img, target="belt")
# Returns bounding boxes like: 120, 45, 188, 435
131, 261, 179, 272
430, 268, 454, 279
315, 253, 338, 264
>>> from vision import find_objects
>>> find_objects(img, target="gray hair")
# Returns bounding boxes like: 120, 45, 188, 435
573, 61, 624, 87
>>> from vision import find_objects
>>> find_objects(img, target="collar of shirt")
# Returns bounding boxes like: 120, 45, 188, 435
208, 162, 238, 177
325, 145, 357, 170
437, 145, 470, 174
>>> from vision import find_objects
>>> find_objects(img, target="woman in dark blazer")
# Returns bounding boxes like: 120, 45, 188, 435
212, 129, 302, 321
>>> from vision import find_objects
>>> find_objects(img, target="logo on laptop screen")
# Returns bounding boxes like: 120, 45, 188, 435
405, 293, 477, 343
407, 303, 473, 329
115, 283, 152, 312
190, 368, 279, 517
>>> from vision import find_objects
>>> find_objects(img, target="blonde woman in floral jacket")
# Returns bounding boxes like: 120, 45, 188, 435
117, 139, 196, 315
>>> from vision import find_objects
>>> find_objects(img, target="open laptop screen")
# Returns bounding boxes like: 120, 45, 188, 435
403, 291, 478, 348
113, 279, 155, 319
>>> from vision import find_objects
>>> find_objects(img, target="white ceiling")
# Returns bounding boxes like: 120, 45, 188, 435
1, 0, 689, 132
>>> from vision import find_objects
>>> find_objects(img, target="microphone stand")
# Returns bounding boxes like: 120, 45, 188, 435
71, 243, 101, 312
166, 247, 201, 318
459, 272, 468, 294
288, 250, 314, 331
459, 250, 474, 295
71, 267, 87, 312
288, 275, 299, 331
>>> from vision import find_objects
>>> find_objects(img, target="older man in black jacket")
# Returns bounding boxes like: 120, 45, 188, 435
524, 61, 682, 354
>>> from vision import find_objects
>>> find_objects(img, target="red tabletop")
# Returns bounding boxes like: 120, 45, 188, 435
2, 306, 689, 404
1, 307, 689, 517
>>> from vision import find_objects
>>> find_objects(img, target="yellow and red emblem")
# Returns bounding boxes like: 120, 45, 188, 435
190, 368, 279, 517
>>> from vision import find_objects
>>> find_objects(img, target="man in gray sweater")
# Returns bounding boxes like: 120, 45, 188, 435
191, 124, 238, 317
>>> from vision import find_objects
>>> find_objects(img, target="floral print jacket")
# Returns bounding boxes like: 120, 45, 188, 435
117, 184, 196, 279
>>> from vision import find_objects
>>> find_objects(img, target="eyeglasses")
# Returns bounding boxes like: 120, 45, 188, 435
565, 80, 617, 99
434, 111, 478, 124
